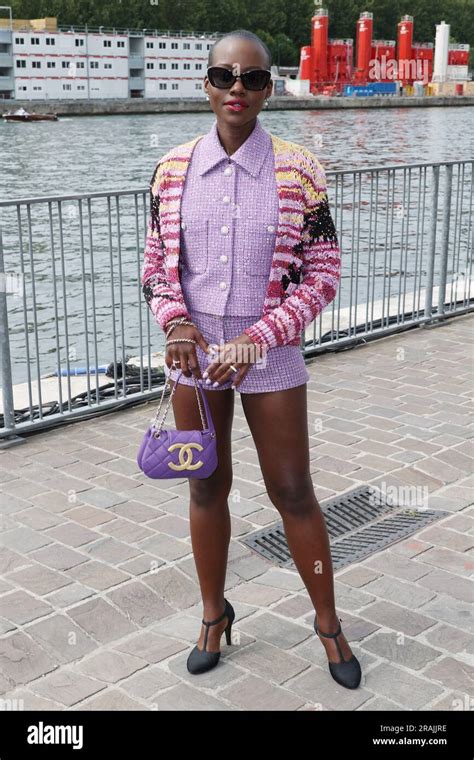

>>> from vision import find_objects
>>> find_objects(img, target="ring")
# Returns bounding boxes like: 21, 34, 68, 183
171, 359, 181, 368
229, 364, 237, 372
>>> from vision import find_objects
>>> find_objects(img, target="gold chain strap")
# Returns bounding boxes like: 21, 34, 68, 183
151, 372, 207, 438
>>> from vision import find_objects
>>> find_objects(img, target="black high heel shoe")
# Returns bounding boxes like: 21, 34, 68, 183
187, 598, 235, 675
314, 615, 362, 689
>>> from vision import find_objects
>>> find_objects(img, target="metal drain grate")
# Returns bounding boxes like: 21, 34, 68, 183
243, 485, 449, 571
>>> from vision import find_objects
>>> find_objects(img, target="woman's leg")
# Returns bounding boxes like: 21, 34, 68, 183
168, 378, 235, 652
240, 383, 354, 664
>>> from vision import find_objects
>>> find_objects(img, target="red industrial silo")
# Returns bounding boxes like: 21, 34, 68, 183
355, 11, 373, 84
328, 38, 353, 88
397, 14, 414, 84
298, 45, 313, 81
312, 7, 329, 85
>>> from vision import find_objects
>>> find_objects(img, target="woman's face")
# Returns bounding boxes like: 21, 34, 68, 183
204, 38, 273, 126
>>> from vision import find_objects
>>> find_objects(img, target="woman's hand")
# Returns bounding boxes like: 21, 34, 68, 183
202, 333, 263, 389
165, 323, 212, 379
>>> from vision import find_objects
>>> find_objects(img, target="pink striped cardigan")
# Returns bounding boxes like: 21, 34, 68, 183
141, 131, 341, 349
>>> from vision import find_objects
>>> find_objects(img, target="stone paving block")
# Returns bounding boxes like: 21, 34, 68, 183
270, 593, 315, 619
136, 533, 191, 562
416, 546, 473, 577
24, 614, 97, 664
336, 566, 382, 588
361, 631, 441, 670
141, 565, 200, 610
65, 560, 131, 591
30, 544, 89, 572
106, 581, 175, 627
5, 563, 72, 596
252, 568, 305, 592
147, 514, 190, 539
417, 568, 474, 603
96, 518, 154, 544
114, 631, 188, 663
0, 690, 63, 710
118, 555, 165, 576
365, 662, 443, 709
363, 551, 433, 581
225, 639, 311, 684
420, 595, 472, 634
362, 575, 436, 609
0, 590, 54, 626
110, 500, 166, 523
357, 696, 404, 711
82, 536, 141, 564
219, 673, 305, 710
75, 649, 147, 683
227, 581, 290, 608
66, 597, 138, 644
0, 631, 58, 689
14, 507, 66, 531
120, 665, 180, 699
423, 657, 474, 696
1, 527, 53, 554
149, 682, 230, 710
44, 583, 94, 608
73, 688, 147, 710
360, 600, 437, 636
423, 624, 474, 656
45, 522, 102, 548
416, 525, 473, 553
79, 488, 129, 510
29, 668, 107, 706
237, 611, 313, 650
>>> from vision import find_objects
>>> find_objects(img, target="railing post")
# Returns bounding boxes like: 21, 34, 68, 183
424, 164, 439, 323
0, 225, 22, 446
438, 164, 453, 317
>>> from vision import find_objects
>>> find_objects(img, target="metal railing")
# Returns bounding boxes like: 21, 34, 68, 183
0, 159, 472, 441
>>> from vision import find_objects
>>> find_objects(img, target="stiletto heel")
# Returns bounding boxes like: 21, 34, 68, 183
314, 614, 362, 689
187, 598, 235, 675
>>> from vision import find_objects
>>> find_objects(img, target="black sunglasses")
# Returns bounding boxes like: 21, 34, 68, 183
207, 66, 271, 91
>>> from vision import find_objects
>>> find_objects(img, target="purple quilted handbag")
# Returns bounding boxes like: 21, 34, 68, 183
137, 369, 218, 479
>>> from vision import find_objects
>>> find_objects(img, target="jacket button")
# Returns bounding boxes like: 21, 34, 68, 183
181, 222, 187, 230
223, 166, 233, 176
222, 195, 231, 204
267, 224, 275, 232
219, 282, 227, 289
220, 254, 228, 263
220, 225, 229, 234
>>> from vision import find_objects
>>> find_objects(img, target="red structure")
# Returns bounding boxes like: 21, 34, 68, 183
311, 8, 329, 86
397, 14, 414, 84
370, 40, 396, 81
299, 8, 469, 93
354, 11, 373, 82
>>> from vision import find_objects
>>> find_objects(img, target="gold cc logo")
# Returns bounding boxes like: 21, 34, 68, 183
167, 442, 204, 471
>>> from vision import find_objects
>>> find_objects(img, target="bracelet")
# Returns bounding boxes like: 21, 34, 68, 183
165, 318, 196, 340
166, 338, 197, 345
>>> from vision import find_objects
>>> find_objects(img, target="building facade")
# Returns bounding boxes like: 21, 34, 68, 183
0, 23, 216, 100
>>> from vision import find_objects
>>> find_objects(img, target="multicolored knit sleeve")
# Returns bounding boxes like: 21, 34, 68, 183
140, 161, 192, 331
243, 150, 341, 349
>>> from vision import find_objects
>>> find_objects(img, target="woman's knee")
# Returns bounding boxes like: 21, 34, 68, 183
189, 468, 233, 508
266, 473, 317, 518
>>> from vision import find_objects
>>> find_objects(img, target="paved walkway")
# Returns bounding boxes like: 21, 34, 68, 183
0, 314, 472, 711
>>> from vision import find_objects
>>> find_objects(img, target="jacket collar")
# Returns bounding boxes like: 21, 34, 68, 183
193, 116, 272, 178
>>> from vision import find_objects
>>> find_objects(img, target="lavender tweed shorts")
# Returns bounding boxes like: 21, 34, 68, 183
163, 310, 310, 394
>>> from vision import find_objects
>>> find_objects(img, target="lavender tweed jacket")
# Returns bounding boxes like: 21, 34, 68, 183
141, 130, 341, 349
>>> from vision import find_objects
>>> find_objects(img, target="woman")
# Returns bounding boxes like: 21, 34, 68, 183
141, 29, 362, 690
